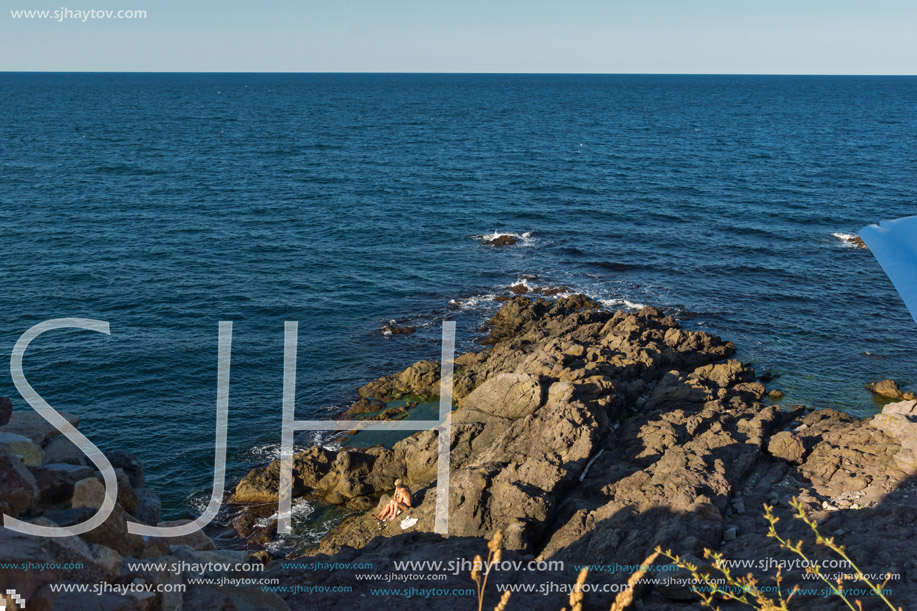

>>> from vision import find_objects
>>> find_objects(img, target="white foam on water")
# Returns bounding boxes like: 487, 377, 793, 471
255, 498, 315, 529
449, 293, 498, 310
510, 276, 537, 291
598, 298, 647, 311
241, 442, 313, 462
185, 491, 210, 515
832, 232, 863, 248
475, 231, 535, 246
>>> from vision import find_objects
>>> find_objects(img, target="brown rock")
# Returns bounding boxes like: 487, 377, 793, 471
381, 323, 416, 335
767, 431, 806, 464
72, 476, 108, 509
40, 504, 145, 558
359, 359, 440, 400
103, 469, 140, 515
346, 397, 386, 416
457, 373, 544, 421
867, 379, 905, 399
870, 400, 917, 474
484, 234, 518, 246
230, 446, 336, 504
314, 449, 376, 500
691, 359, 755, 388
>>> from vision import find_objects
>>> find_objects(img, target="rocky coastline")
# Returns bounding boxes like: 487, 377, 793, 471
3, 294, 915, 610
232, 295, 917, 610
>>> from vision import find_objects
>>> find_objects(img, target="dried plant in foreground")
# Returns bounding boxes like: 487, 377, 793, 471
609, 550, 661, 611
765, 498, 901, 611
471, 529, 509, 611
657, 497, 902, 611
560, 566, 589, 611
494, 590, 512, 611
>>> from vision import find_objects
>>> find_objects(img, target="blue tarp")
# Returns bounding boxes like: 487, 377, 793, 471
860, 215, 917, 326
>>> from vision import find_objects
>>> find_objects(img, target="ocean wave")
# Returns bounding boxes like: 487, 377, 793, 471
237, 435, 334, 462
449, 293, 498, 310
238, 442, 310, 462
510, 276, 538, 291
255, 498, 315, 529
598, 298, 647, 311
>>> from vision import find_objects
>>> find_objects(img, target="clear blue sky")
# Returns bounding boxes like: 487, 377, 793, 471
2, 0, 915, 73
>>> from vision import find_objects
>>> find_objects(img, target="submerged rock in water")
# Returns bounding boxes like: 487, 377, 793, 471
867, 378, 916, 401
833, 232, 868, 249
483, 234, 518, 246
381, 323, 416, 336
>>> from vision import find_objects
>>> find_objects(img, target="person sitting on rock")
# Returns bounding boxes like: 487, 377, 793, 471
374, 479, 412, 525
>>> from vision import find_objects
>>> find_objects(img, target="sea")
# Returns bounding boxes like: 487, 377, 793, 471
1, 74, 915, 524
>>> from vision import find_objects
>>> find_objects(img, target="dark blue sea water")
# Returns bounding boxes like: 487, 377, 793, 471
1, 74, 915, 519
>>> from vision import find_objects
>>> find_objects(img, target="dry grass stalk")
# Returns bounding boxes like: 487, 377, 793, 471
655, 497, 902, 611
567, 566, 589, 611
494, 590, 512, 611
609, 550, 660, 611
472, 529, 505, 611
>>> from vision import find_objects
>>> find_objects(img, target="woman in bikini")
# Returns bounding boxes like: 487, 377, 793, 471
374, 479, 412, 525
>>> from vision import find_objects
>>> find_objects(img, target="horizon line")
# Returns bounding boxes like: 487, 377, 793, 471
1, 70, 915, 77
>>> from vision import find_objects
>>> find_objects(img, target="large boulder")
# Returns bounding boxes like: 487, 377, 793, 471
0, 447, 39, 518
359, 360, 441, 400
106, 450, 145, 489
0, 410, 79, 445
482, 297, 551, 344
132, 487, 162, 526
457, 373, 544, 421
76, 504, 145, 558
230, 446, 336, 504
866, 379, 916, 400
29, 466, 76, 512
870, 400, 917, 474
690, 359, 755, 388
72, 476, 108, 509
767, 431, 806, 464
314, 449, 377, 503
42, 435, 87, 466
0, 432, 45, 466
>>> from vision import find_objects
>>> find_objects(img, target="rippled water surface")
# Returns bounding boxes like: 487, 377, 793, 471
1, 74, 915, 517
